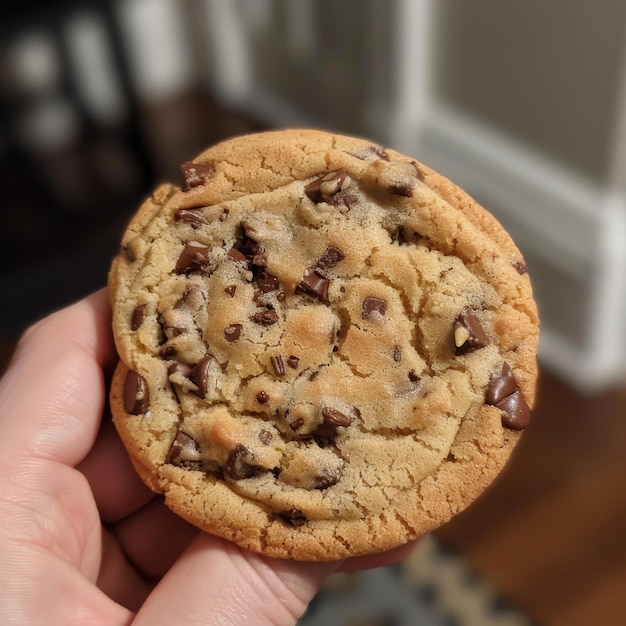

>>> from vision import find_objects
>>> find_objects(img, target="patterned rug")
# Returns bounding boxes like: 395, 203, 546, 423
298, 536, 537, 626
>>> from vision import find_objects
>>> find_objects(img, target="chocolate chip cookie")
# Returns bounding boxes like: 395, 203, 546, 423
108, 129, 539, 561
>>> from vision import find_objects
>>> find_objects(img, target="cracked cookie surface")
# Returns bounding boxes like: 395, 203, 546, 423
108, 129, 539, 560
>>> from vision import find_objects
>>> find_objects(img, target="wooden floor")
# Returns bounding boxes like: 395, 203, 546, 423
437, 369, 626, 625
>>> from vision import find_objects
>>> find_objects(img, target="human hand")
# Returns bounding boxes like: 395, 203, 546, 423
0, 290, 417, 625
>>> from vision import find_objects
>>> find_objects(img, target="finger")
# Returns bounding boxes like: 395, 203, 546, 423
0, 289, 115, 467
133, 533, 341, 626
111, 498, 199, 579
77, 417, 155, 523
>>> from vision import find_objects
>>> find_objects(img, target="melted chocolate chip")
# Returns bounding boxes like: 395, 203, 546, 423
258, 429, 272, 445
316, 246, 345, 272
454, 308, 489, 354
166, 431, 202, 469
219, 207, 229, 222
332, 190, 358, 208
314, 466, 342, 490
277, 508, 307, 527
271, 355, 286, 377
252, 308, 279, 326
174, 284, 202, 309
290, 417, 304, 431
225, 285, 237, 297
486, 362, 518, 406
408, 370, 420, 382
175, 244, 210, 274
124, 369, 149, 415
181, 160, 215, 191
313, 407, 353, 440
256, 270, 279, 293
287, 355, 300, 369
297, 270, 330, 303
167, 361, 194, 379
362, 297, 387, 320
224, 323, 243, 342
305, 169, 350, 203
190, 355, 215, 398
225, 444, 260, 480
175, 208, 208, 227
351, 145, 389, 161
131, 304, 147, 331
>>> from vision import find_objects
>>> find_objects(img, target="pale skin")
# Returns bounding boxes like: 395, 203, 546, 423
0, 290, 417, 625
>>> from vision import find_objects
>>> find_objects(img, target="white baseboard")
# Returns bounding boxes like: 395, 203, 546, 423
418, 105, 626, 392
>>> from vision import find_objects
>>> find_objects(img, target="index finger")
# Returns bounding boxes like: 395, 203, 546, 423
0, 289, 115, 467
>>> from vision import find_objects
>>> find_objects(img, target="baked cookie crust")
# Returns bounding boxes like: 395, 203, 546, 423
108, 129, 539, 561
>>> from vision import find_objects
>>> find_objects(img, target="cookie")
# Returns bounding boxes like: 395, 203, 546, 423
108, 129, 539, 561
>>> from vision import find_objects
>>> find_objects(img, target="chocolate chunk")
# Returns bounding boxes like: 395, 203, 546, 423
277, 508, 307, 527
362, 297, 387, 320
305, 169, 350, 203
252, 308, 279, 326
256, 270, 279, 293
190, 355, 215, 398
175, 244, 210, 274
228, 224, 262, 266
316, 246, 345, 272
166, 431, 202, 469
454, 308, 489, 354
124, 369, 149, 415
252, 248, 268, 267
297, 270, 330, 303
225, 444, 259, 480
486, 362, 518, 406
181, 160, 215, 191
287, 355, 300, 369
314, 466, 342, 490
313, 407, 353, 440
513, 261, 528, 275
131, 304, 147, 331
390, 182, 414, 198
224, 323, 243, 342
256, 390, 270, 404
271, 355, 286, 377
225, 285, 237, 297
486, 363, 531, 430
497, 390, 531, 430
227, 248, 248, 263
175, 208, 208, 227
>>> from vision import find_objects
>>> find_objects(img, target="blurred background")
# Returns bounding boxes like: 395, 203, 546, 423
1, 1, 626, 624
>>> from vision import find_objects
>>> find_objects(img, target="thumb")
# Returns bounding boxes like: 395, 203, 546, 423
133, 533, 339, 626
